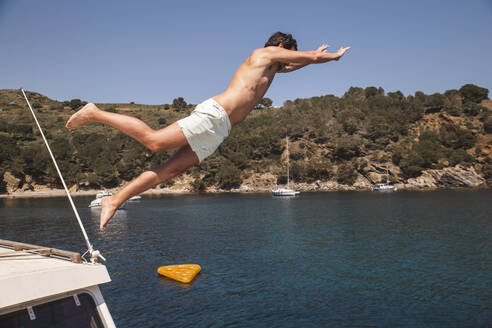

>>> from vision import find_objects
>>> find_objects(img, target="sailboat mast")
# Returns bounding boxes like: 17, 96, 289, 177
286, 136, 289, 188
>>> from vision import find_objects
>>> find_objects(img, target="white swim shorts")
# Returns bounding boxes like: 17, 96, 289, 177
177, 98, 231, 162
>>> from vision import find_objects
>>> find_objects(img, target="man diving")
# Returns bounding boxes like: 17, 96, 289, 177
66, 32, 350, 230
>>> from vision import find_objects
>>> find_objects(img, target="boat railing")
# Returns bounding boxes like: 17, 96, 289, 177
0, 239, 82, 263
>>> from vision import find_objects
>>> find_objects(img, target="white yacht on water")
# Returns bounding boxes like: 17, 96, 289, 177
89, 191, 141, 208
373, 165, 397, 192
273, 136, 300, 197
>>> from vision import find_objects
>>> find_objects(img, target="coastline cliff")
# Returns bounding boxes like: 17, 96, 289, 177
1, 84, 491, 196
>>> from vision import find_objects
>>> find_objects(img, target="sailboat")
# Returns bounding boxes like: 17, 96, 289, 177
272, 136, 300, 197
373, 165, 397, 191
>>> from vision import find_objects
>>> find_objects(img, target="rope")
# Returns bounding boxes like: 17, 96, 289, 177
20, 89, 104, 263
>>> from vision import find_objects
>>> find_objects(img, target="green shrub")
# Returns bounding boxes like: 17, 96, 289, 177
444, 106, 461, 116
216, 164, 242, 189
400, 153, 425, 178
482, 164, 492, 180
305, 159, 333, 181
414, 130, 442, 167
0, 170, 5, 193
191, 178, 206, 191
334, 136, 362, 160
8, 124, 34, 140
336, 163, 358, 185
447, 148, 474, 166
0, 135, 19, 165
463, 102, 482, 116
440, 126, 475, 149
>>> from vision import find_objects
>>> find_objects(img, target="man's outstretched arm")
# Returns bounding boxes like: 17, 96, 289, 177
265, 44, 350, 70
278, 45, 347, 73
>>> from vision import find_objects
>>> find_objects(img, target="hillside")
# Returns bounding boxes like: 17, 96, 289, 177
0, 84, 491, 194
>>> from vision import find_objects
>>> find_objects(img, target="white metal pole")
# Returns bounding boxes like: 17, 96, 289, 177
286, 136, 289, 188
21, 89, 104, 262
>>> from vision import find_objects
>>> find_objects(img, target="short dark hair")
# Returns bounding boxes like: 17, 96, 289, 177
264, 32, 297, 50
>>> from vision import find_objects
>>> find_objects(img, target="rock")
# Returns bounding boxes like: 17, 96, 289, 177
353, 175, 372, 189
404, 165, 484, 189
368, 172, 383, 183
405, 175, 438, 189
433, 166, 484, 187
20, 175, 34, 192
3, 172, 21, 193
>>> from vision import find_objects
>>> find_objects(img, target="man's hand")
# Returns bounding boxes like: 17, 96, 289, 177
335, 47, 351, 61
316, 44, 330, 52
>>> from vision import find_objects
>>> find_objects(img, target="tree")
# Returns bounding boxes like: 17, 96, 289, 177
191, 178, 206, 191
459, 84, 489, 104
8, 124, 34, 140
0, 135, 19, 165
69, 99, 85, 110
334, 136, 362, 160
424, 93, 446, 113
343, 87, 365, 100
172, 97, 187, 110
414, 130, 442, 167
365, 86, 378, 98
400, 153, 425, 178
255, 97, 273, 109
216, 164, 242, 189
336, 163, 358, 185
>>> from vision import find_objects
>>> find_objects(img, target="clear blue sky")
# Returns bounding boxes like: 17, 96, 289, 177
1, 0, 491, 106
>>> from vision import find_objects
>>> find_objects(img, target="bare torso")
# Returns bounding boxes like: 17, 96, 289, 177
211, 44, 350, 126
213, 50, 280, 126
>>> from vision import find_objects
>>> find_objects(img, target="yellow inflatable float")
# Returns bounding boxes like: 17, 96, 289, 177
157, 264, 201, 283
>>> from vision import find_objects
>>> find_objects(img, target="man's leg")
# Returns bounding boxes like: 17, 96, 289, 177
66, 103, 188, 152
100, 145, 199, 230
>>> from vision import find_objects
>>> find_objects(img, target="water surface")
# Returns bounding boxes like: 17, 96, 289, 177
1, 191, 491, 327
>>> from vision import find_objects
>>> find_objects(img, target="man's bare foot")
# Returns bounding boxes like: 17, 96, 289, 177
100, 196, 118, 231
66, 103, 98, 131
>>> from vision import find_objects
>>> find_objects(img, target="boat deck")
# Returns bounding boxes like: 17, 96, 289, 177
0, 240, 111, 311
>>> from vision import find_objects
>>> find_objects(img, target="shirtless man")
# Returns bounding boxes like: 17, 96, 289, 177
66, 32, 350, 230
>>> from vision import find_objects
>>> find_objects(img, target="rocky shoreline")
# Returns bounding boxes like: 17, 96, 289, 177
1, 165, 489, 198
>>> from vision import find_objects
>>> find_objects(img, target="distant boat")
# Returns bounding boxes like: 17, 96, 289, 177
89, 191, 128, 208
272, 188, 300, 197
373, 166, 397, 192
127, 195, 142, 202
273, 136, 300, 197
373, 182, 397, 192
95, 190, 112, 199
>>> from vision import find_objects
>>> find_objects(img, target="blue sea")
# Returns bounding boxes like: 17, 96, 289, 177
1, 191, 491, 327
